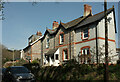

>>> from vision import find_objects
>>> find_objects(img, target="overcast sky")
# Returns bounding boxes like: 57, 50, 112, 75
1, 2, 119, 50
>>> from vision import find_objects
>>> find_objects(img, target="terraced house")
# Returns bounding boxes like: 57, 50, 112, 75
22, 4, 118, 66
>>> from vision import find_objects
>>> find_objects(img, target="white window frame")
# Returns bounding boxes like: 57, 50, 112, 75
55, 54, 59, 60
63, 49, 68, 60
83, 29, 89, 39
60, 33, 64, 44
46, 38, 50, 48
82, 48, 89, 55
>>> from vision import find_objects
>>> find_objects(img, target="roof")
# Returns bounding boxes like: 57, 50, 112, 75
45, 48, 58, 56
24, 6, 116, 46
23, 35, 43, 51
30, 35, 43, 45
61, 16, 84, 29
47, 28, 57, 35
116, 48, 120, 51
44, 7, 116, 36
23, 45, 31, 51
75, 7, 116, 30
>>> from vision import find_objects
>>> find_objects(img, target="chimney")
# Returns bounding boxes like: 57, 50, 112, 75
52, 21, 59, 29
84, 4, 92, 16
36, 31, 42, 36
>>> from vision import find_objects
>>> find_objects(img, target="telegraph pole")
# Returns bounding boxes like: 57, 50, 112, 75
12, 48, 14, 66
104, 0, 109, 81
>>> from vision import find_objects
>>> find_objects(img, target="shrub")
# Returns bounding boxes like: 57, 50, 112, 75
109, 64, 120, 80
31, 59, 39, 64
15, 59, 28, 66
97, 64, 104, 75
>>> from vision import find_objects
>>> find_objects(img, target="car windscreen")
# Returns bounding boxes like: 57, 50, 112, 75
2, 68, 6, 74
11, 67, 29, 74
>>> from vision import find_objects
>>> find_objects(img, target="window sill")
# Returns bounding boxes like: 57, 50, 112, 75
59, 43, 64, 45
46, 47, 49, 49
63, 59, 68, 61
82, 37, 89, 41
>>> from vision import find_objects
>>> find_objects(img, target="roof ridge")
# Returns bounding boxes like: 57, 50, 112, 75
89, 7, 113, 18
62, 16, 83, 24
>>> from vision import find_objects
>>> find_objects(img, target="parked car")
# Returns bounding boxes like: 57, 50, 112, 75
3, 66, 35, 82
0, 68, 6, 82
2, 68, 6, 79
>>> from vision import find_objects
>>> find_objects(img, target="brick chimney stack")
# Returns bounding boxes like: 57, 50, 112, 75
84, 4, 92, 16
36, 31, 42, 36
52, 21, 59, 29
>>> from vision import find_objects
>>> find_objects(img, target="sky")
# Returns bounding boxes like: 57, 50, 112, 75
1, 2, 119, 50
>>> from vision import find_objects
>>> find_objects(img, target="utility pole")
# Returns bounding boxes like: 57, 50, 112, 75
104, 0, 109, 81
13, 48, 14, 66
96, 24, 98, 64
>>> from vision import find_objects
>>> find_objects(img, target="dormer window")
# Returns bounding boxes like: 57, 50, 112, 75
46, 38, 49, 48
59, 32, 64, 45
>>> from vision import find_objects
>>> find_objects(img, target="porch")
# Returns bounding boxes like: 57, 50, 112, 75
44, 48, 60, 66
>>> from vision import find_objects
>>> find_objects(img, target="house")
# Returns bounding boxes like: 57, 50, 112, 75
23, 4, 118, 66
22, 31, 43, 63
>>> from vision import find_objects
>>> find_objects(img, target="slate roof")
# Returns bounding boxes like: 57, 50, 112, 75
61, 16, 84, 29
45, 48, 58, 56
75, 7, 115, 29
47, 28, 57, 34
46, 7, 116, 35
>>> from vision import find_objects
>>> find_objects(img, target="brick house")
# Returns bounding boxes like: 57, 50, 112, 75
23, 4, 118, 66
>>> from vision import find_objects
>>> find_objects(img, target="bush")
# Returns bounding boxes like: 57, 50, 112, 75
15, 59, 28, 66
31, 59, 39, 64
97, 64, 104, 75
109, 64, 120, 79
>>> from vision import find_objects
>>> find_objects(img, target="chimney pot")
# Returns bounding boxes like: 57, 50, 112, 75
52, 21, 59, 29
84, 4, 92, 16
36, 31, 42, 36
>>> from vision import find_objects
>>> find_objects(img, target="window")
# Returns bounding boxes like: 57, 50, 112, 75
59, 33, 64, 44
46, 38, 49, 48
63, 49, 68, 60
51, 54, 54, 59
81, 47, 90, 55
82, 29, 89, 39
46, 56, 49, 62
55, 54, 59, 60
